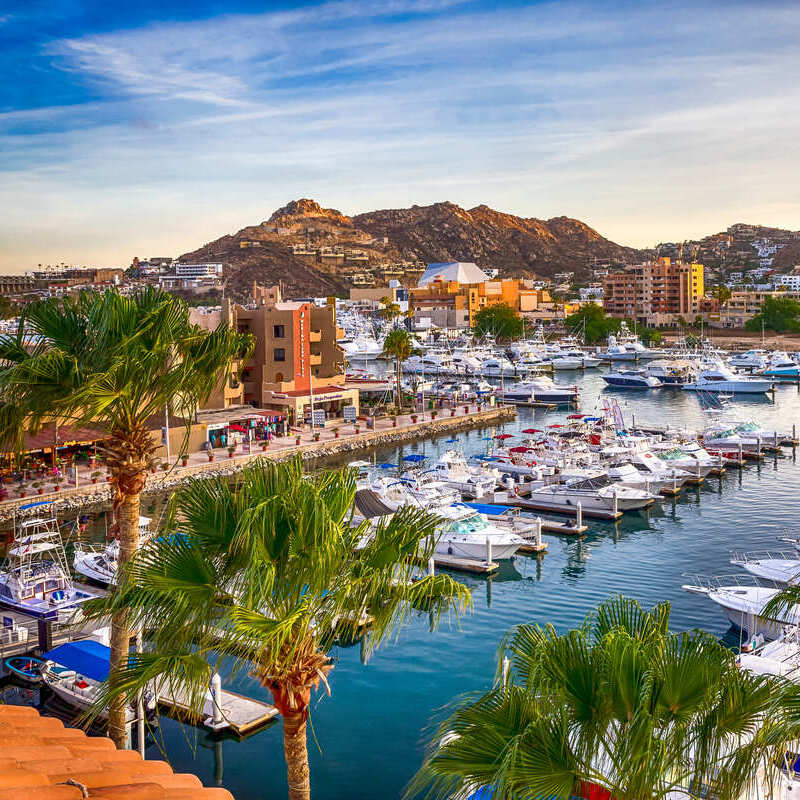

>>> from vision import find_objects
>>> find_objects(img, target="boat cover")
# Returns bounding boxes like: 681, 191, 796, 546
463, 503, 514, 516
43, 640, 111, 682
402, 454, 426, 463
354, 489, 395, 519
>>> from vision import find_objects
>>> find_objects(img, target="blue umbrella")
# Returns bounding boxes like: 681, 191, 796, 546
445, 437, 458, 443
402, 454, 426, 463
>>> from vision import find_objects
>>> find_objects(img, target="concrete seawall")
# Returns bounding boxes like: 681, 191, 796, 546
0, 405, 516, 520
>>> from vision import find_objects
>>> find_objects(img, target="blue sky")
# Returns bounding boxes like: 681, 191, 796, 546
1, 0, 799, 270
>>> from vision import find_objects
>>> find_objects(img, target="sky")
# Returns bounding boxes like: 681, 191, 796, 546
1, 0, 799, 271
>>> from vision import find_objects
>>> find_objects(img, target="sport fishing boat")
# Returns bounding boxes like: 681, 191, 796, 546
650, 440, 719, 478
73, 516, 152, 587
41, 640, 155, 722
363, 473, 460, 513
644, 360, 696, 386
434, 505, 525, 560
481, 356, 519, 378
602, 369, 662, 389
341, 336, 383, 362
737, 626, 800, 680
682, 580, 798, 640
499, 377, 578, 404
683, 362, 773, 394
429, 451, 498, 499
0, 517, 103, 620
549, 349, 602, 370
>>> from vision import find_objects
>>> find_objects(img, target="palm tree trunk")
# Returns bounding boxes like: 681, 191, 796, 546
108, 489, 142, 748
282, 711, 311, 800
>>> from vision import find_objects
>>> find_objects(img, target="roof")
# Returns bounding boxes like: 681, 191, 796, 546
282, 385, 348, 397
20, 424, 107, 453
43, 640, 112, 683
0, 704, 233, 800
418, 262, 490, 287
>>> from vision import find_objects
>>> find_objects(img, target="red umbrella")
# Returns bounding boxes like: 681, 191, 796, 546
548, 424, 565, 428
509, 446, 530, 453
521, 428, 542, 434
494, 433, 514, 439
567, 414, 585, 419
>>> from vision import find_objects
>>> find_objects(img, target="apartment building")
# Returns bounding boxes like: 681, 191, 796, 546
224, 287, 356, 424
603, 258, 704, 325
717, 289, 800, 328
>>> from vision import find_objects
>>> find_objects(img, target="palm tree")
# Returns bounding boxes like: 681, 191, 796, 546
88, 457, 470, 800
410, 596, 800, 800
0, 287, 250, 747
382, 328, 415, 409
378, 296, 402, 327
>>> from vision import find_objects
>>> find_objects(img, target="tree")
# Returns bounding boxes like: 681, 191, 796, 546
713, 284, 732, 304
0, 287, 250, 747
89, 458, 470, 800
565, 303, 619, 344
746, 295, 800, 333
410, 596, 800, 800
382, 328, 415, 408
378, 295, 402, 327
472, 303, 523, 342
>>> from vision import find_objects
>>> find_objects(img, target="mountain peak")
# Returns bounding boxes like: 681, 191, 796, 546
268, 198, 350, 224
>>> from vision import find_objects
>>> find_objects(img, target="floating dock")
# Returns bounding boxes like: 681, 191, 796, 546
506, 497, 623, 520
157, 684, 278, 737
430, 554, 498, 574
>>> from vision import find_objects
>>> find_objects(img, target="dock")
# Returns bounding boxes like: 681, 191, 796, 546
507, 497, 623, 520
156, 683, 278, 737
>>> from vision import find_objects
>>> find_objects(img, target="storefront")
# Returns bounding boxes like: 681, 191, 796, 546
262, 385, 360, 427
198, 409, 288, 450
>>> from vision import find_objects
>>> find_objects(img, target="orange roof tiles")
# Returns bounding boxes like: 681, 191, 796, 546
0, 705, 234, 800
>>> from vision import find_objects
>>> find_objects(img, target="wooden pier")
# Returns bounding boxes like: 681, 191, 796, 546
430, 554, 498, 574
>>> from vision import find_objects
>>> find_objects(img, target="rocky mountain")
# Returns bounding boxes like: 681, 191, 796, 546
179, 198, 642, 297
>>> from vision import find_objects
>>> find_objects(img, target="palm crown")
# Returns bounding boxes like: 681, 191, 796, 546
410, 596, 800, 800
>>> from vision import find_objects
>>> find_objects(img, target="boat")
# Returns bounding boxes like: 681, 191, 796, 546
0, 517, 103, 620
600, 324, 665, 361
362, 473, 460, 513
434, 504, 525, 560
730, 552, 800, 585
341, 336, 383, 362
761, 352, 800, 378
481, 356, 519, 378
737, 627, 800, 680
682, 581, 798, 640
428, 451, 498, 499
526, 475, 656, 513
729, 349, 769, 369
499, 377, 578, 404
645, 359, 696, 386
602, 369, 662, 389
683, 362, 773, 394
4, 655, 44, 684
73, 516, 152, 587
41, 640, 155, 722
402, 352, 455, 374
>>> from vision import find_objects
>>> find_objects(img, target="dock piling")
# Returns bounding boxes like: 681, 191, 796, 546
485, 537, 492, 567
427, 556, 435, 577
577, 503, 583, 530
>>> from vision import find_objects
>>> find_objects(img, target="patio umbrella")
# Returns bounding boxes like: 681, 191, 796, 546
494, 434, 514, 439
521, 428, 542, 434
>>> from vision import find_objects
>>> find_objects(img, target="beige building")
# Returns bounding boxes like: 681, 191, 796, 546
716, 289, 800, 328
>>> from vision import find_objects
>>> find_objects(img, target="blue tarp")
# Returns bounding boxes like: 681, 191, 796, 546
473, 455, 501, 462
402, 454, 426, 462
43, 640, 111, 683
583, 416, 601, 422
464, 502, 514, 516
378, 463, 396, 469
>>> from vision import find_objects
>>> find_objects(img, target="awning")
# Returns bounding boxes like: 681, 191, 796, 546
463, 502, 515, 516
43, 640, 111, 683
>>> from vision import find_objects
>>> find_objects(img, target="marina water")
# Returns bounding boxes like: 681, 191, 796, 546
5, 371, 800, 799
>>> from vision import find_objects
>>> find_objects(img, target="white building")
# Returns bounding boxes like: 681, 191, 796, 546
175, 263, 224, 277
579, 286, 604, 302
774, 274, 800, 291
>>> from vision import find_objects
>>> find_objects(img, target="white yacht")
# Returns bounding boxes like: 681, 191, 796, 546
341, 336, 383, 362
402, 352, 454, 375
429, 451, 498, 499
434, 505, 525, 560
682, 581, 798, 640
526, 475, 657, 514
650, 440, 719, 478
601, 324, 665, 361
450, 350, 482, 375
73, 516, 152, 587
362, 473, 460, 513
500, 377, 578, 404
730, 552, 800, 585
481, 356, 519, 378
0, 517, 102, 620
729, 349, 769, 369
683, 362, 773, 394
737, 628, 800, 680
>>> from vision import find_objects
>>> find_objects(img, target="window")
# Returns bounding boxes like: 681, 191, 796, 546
273, 324, 285, 338
274, 348, 286, 362
275, 372, 284, 383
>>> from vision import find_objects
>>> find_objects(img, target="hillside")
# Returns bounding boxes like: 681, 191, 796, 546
178, 198, 641, 297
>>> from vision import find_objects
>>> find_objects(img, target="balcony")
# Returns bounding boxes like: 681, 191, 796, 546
310, 353, 322, 366
309, 330, 322, 343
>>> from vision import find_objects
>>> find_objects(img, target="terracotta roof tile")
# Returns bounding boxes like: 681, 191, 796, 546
0, 706, 235, 799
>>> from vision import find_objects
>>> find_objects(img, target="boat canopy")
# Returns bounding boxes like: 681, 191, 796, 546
43, 640, 111, 683
463, 502, 515, 516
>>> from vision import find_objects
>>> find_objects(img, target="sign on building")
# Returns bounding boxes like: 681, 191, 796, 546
342, 405, 357, 422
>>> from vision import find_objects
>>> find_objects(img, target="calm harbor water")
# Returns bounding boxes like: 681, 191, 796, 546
5, 371, 800, 799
